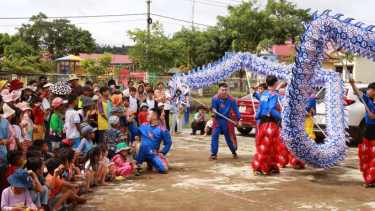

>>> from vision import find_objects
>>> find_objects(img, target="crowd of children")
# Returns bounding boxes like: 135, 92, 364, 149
0, 75, 176, 211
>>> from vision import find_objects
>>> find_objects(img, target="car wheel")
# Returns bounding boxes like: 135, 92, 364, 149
237, 127, 252, 135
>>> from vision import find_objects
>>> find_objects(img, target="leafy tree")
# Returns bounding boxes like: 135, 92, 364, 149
341, 51, 355, 66
5, 39, 35, 57
97, 52, 113, 69
67, 27, 97, 56
80, 57, 96, 70
128, 21, 185, 73
95, 44, 130, 54
80, 53, 112, 75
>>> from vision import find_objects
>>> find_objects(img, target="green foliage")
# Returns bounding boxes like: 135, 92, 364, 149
80, 58, 96, 70
128, 21, 185, 74
342, 51, 355, 64
5, 39, 35, 57
97, 52, 113, 69
95, 45, 130, 54
80, 52, 113, 75
18, 12, 96, 58
2, 55, 54, 73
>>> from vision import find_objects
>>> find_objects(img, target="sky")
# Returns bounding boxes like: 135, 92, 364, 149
1, 0, 374, 47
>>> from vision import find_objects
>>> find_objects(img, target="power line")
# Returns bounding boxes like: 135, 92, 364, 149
151, 14, 216, 27
179, 0, 228, 8
0, 13, 146, 20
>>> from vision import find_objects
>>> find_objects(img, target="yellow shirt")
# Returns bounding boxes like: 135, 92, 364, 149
98, 99, 109, 130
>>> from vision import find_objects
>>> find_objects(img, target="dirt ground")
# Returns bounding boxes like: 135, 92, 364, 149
74, 129, 375, 211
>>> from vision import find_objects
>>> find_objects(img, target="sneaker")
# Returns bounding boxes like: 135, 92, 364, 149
135, 167, 142, 176
232, 153, 238, 159
253, 170, 263, 176
209, 154, 217, 161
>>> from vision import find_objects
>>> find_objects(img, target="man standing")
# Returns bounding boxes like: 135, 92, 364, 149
69, 74, 82, 97
209, 83, 242, 160
191, 106, 209, 135
128, 108, 172, 175
251, 75, 282, 176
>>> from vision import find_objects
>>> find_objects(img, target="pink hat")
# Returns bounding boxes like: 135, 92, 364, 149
3, 94, 13, 103
15, 102, 31, 111
52, 97, 68, 108
10, 91, 21, 101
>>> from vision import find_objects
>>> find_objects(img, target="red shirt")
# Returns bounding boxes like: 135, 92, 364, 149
138, 112, 148, 125
32, 108, 44, 124
1, 166, 18, 190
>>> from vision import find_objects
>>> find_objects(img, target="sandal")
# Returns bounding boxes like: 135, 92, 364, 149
267, 168, 280, 175
134, 167, 142, 176
253, 170, 263, 176
232, 153, 238, 159
364, 183, 375, 188
209, 154, 217, 161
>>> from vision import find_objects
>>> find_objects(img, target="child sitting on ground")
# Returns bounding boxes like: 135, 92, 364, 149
1, 150, 24, 190
1, 169, 38, 211
110, 143, 136, 180
26, 157, 53, 210
203, 115, 215, 137
45, 158, 77, 211
33, 139, 53, 161
84, 146, 109, 189
105, 116, 122, 159
99, 144, 115, 181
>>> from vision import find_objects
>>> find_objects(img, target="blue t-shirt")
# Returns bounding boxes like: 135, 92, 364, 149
0, 118, 10, 167
362, 93, 375, 125
255, 90, 282, 120
76, 138, 93, 153
106, 128, 122, 146
193, 113, 208, 122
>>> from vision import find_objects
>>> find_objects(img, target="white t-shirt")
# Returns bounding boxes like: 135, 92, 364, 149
164, 90, 172, 110
205, 120, 213, 129
13, 125, 24, 143
65, 109, 81, 139
122, 88, 130, 97
42, 98, 51, 121
146, 98, 155, 111
129, 95, 138, 111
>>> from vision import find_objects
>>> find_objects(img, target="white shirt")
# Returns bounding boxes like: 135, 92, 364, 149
13, 125, 24, 143
42, 98, 51, 121
65, 109, 81, 139
205, 120, 213, 129
129, 95, 138, 111
146, 98, 155, 111
122, 88, 130, 97
164, 90, 172, 110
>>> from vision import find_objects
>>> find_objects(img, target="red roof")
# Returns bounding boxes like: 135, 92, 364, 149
79, 53, 132, 64
270, 41, 295, 57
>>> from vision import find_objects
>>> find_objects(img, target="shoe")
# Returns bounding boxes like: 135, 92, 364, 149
232, 153, 238, 159
293, 162, 305, 169
115, 176, 126, 180
267, 168, 280, 175
190, 132, 196, 135
253, 170, 263, 176
209, 154, 217, 160
364, 183, 375, 188
135, 167, 142, 176
147, 162, 153, 172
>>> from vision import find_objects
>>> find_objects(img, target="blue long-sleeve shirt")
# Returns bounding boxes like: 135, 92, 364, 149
128, 122, 172, 155
254, 92, 261, 101
255, 90, 282, 120
306, 95, 316, 116
361, 93, 375, 125
211, 95, 241, 122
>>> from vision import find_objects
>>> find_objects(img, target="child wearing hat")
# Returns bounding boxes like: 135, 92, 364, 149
138, 103, 149, 125
105, 116, 122, 159
78, 86, 92, 109
109, 142, 136, 180
1, 169, 38, 211
110, 94, 127, 127
76, 124, 97, 155
16, 102, 34, 158
50, 98, 68, 155
77, 97, 95, 124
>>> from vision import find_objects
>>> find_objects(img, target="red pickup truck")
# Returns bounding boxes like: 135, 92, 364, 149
231, 90, 284, 135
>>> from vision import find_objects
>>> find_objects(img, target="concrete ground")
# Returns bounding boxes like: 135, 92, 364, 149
75, 129, 375, 211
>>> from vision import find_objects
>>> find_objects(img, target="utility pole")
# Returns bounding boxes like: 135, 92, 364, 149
191, 0, 195, 27
147, 0, 151, 34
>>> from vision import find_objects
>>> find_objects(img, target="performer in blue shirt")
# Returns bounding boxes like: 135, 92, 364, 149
251, 75, 281, 176
350, 79, 375, 187
128, 108, 172, 176
209, 83, 242, 160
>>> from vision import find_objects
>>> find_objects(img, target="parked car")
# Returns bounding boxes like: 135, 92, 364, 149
314, 84, 368, 144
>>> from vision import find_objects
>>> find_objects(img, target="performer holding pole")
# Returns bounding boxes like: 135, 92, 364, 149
207, 83, 242, 160
252, 75, 281, 176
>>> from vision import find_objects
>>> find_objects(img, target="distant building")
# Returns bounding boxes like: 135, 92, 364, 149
79, 53, 138, 71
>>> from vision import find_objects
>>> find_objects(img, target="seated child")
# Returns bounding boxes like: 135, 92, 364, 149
26, 157, 52, 210
203, 115, 215, 137
110, 94, 127, 127
1, 169, 38, 211
33, 139, 53, 161
105, 116, 122, 159
45, 158, 76, 211
110, 143, 135, 180
84, 146, 109, 188
1, 150, 24, 190
76, 124, 96, 155
99, 144, 115, 180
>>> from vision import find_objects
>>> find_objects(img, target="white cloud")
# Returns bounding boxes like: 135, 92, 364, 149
0, 0, 374, 46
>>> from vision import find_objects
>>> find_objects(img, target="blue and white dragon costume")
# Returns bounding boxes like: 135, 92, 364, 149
169, 10, 375, 169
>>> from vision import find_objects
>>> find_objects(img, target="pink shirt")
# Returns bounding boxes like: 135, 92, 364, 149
1, 187, 35, 210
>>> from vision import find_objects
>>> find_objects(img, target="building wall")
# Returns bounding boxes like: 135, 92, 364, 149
353, 56, 375, 83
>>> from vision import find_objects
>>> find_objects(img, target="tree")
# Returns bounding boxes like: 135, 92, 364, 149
342, 51, 355, 66
128, 21, 185, 73
5, 39, 35, 57
97, 52, 113, 69
80, 53, 113, 75
18, 12, 96, 58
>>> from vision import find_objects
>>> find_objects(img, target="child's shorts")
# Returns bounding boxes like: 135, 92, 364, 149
48, 192, 62, 209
